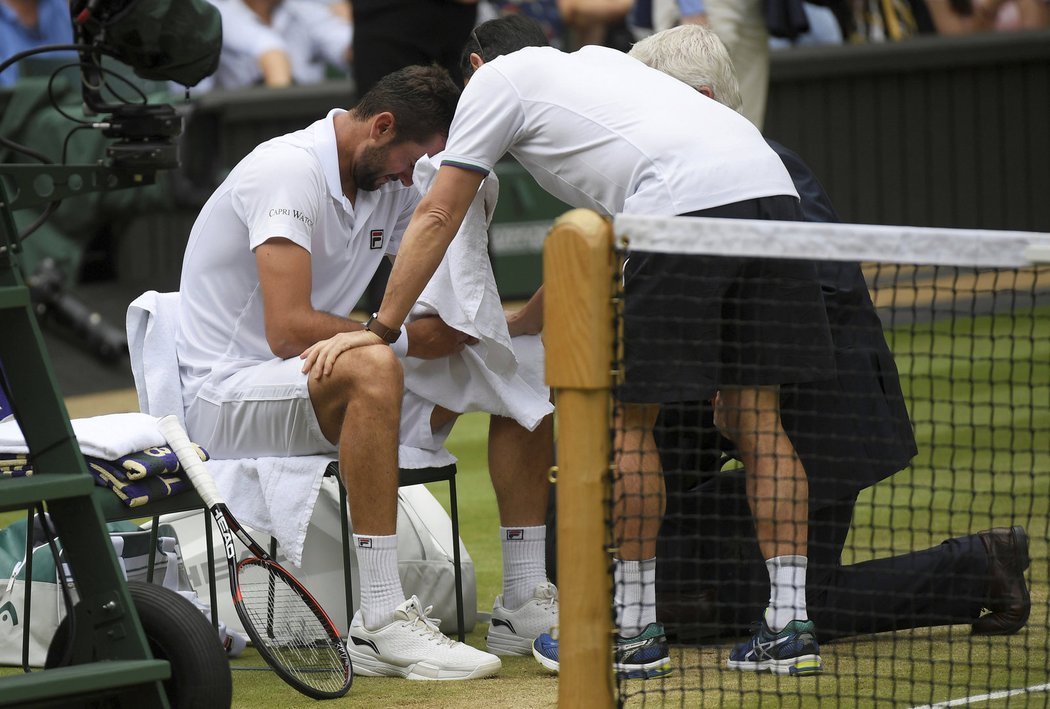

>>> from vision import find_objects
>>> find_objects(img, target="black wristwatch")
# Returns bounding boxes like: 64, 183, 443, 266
364, 313, 401, 344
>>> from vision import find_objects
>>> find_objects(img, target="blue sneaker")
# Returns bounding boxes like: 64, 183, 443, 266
532, 632, 560, 673
613, 623, 672, 679
531, 623, 672, 680
727, 619, 822, 676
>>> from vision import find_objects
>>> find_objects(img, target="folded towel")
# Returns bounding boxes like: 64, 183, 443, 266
0, 412, 169, 460
88, 459, 190, 508
102, 444, 209, 483
0, 456, 30, 478
0, 442, 207, 507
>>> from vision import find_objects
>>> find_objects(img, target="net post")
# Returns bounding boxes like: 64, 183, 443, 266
543, 208, 616, 709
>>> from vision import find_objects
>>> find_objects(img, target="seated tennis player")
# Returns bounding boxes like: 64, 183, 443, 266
176, 64, 557, 680
316, 14, 833, 678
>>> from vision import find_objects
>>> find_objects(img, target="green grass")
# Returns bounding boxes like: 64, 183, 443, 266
2, 305, 1048, 707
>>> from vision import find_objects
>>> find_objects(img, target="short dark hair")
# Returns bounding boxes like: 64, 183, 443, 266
351, 64, 461, 144
460, 14, 550, 82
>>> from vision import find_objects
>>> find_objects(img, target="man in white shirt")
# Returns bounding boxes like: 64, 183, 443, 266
304, 15, 834, 678
178, 65, 515, 680
196, 0, 351, 91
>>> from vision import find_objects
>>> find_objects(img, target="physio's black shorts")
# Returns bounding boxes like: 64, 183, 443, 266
618, 195, 835, 404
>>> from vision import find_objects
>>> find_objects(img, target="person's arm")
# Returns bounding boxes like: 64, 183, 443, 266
255, 237, 362, 358
372, 165, 486, 334
506, 285, 545, 337
258, 48, 294, 87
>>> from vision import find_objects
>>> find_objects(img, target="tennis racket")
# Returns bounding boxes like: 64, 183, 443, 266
157, 415, 352, 700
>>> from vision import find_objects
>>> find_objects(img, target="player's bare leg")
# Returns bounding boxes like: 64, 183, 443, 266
717, 386, 821, 675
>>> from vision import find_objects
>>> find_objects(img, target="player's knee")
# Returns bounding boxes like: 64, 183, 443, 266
329, 344, 403, 399
717, 386, 780, 442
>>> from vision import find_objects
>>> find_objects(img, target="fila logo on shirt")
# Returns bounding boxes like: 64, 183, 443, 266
370, 229, 384, 249
357, 537, 373, 548
506, 529, 524, 541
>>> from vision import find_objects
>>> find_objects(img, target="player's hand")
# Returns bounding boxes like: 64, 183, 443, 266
406, 316, 478, 359
300, 330, 384, 378
506, 305, 543, 337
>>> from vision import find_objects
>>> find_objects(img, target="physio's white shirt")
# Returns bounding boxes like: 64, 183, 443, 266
177, 109, 418, 403
440, 45, 797, 216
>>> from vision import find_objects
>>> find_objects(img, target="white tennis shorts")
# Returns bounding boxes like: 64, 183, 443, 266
186, 357, 440, 459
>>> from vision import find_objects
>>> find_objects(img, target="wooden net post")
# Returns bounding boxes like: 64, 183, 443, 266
543, 209, 616, 709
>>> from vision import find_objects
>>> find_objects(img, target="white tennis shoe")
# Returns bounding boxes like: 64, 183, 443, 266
486, 582, 560, 656
346, 596, 501, 680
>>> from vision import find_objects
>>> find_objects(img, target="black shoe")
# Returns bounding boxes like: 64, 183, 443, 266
972, 525, 1030, 636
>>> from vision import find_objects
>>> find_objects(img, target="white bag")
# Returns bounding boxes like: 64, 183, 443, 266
162, 476, 478, 636
0, 516, 236, 667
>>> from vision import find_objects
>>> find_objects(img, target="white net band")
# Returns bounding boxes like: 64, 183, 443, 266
613, 214, 1050, 268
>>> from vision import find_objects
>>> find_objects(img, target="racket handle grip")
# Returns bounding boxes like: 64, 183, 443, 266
157, 414, 223, 508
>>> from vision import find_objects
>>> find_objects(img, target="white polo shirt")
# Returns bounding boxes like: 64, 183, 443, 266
177, 109, 418, 403
440, 45, 798, 216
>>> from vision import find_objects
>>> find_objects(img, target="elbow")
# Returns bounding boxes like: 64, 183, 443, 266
264, 321, 305, 360
267, 336, 302, 361
269, 341, 302, 360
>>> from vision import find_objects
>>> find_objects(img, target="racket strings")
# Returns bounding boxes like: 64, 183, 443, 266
239, 562, 349, 692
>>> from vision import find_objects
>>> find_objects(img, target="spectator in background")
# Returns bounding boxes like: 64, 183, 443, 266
352, 0, 477, 96
769, 2, 846, 47
0, 0, 73, 87
649, 0, 770, 129
192, 0, 352, 92
846, 0, 936, 40
481, 0, 568, 48
926, 0, 1050, 33
556, 0, 635, 49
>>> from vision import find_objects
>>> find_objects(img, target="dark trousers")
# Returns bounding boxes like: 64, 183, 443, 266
657, 471, 990, 643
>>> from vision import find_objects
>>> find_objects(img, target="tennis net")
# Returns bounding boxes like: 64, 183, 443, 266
543, 209, 1050, 708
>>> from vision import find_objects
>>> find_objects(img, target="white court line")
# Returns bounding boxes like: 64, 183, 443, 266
910, 682, 1050, 708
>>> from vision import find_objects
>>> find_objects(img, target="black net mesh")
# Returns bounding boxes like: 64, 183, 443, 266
605, 241, 1048, 707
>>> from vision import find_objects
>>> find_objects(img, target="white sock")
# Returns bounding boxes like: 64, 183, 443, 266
614, 557, 657, 637
765, 555, 808, 632
500, 525, 548, 610
354, 533, 404, 630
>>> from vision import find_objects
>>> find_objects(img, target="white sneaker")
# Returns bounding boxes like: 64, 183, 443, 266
487, 582, 560, 656
346, 596, 501, 680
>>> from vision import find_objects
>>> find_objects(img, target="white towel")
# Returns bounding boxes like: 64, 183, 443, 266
404, 155, 553, 430
127, 291, 186, 426
0, 412, 166, 459
207, 456, 331, 566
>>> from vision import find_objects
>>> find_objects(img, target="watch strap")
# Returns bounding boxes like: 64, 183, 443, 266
365, 313, 401, 344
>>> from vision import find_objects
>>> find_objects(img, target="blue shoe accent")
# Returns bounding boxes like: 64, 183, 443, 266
614, 623, 672, 679
532, 633, 560, 673
727, 619, 823, 676
532, 624, 672, 680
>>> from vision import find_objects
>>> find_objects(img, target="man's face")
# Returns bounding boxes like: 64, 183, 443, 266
354, 135, 447, 191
